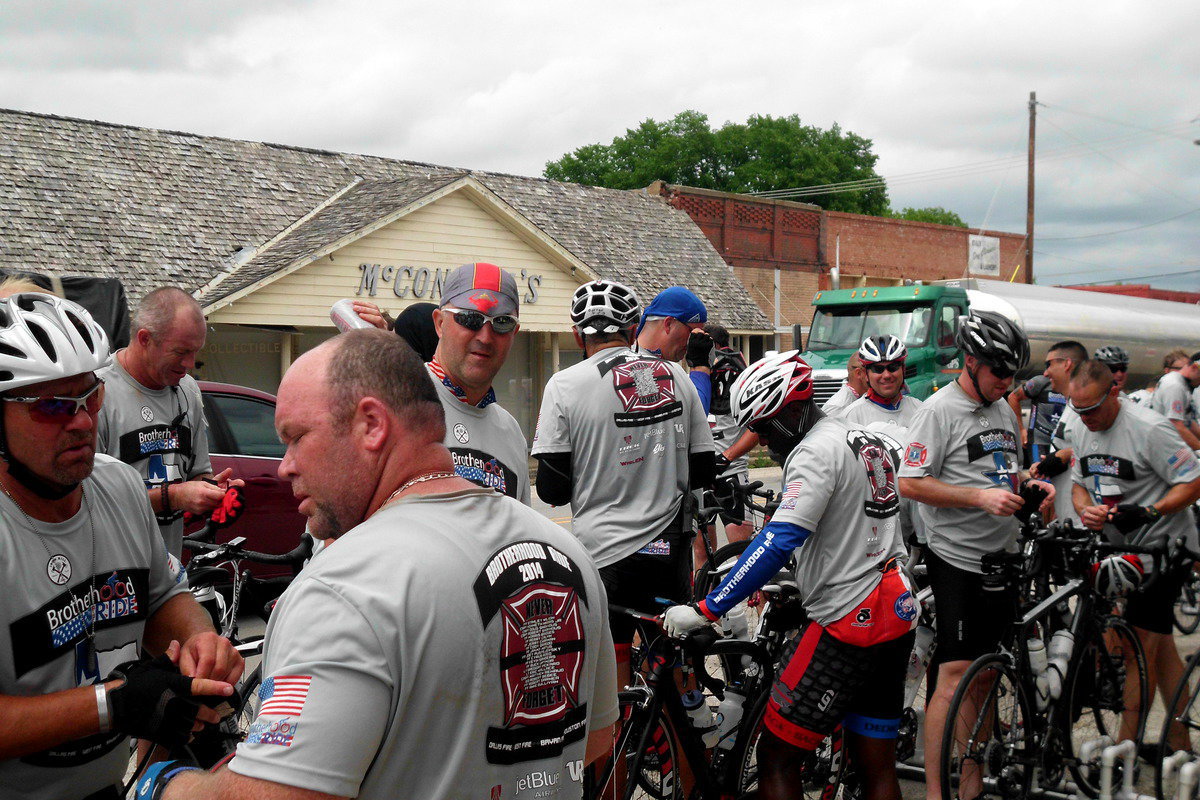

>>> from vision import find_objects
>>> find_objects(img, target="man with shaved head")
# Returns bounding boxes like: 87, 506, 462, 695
822, 353, 867, 416
140, 328, 616, 800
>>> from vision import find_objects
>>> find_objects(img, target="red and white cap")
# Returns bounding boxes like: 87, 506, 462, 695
439, 262, 520, 317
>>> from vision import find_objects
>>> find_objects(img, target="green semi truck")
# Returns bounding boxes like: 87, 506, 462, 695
795, 278, 1200, 405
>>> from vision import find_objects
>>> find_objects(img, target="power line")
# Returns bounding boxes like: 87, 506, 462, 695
1057, 266, 1200, 286
1037, 101, 1199, 142
1038, 206, 1200, 240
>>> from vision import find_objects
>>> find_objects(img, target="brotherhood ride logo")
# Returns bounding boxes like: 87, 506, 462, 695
610, 357, 683, 427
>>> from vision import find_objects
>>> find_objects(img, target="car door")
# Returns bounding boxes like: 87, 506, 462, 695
199, 388, 306, 576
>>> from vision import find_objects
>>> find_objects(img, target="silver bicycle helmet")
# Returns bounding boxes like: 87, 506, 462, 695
0, 293, 111, 391
1094, 345, 1130, 369
858, 334, 907, 364
570, 280, 642, 335
1090, 554, 1143, 600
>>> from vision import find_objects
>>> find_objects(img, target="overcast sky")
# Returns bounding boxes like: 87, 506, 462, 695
3, 0, 1197, 290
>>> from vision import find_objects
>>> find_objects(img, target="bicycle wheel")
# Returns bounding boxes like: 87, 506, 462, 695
1065, 616, 1148, 798
734, 692, 845, 800
693, 540, 767, 683
1156, 647, 1200, 800
588, 692, 680, 800
1174, 572, 1200, 635
941, 654, 1033, 800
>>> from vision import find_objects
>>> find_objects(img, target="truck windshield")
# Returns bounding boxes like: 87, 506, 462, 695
807, 305, 933, 351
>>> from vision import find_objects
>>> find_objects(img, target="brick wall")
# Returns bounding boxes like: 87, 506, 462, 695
824, 211, 1028, 284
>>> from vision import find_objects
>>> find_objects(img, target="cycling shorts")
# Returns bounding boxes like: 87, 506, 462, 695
765, 619, 914, 750
925, 548, 1016, 664
600, 533, 691, 644
1125, 560, 1191, 635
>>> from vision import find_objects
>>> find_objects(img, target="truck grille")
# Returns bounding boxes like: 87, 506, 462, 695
812, 377, 842, 405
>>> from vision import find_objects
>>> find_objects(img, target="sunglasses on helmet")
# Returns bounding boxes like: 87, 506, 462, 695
4, 379, 104, 423
442, 307, 518, 335
867, 362, 904, 375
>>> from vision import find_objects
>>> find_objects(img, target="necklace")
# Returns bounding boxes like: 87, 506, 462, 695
382, 471, 459, 507
1, 480, 99, 663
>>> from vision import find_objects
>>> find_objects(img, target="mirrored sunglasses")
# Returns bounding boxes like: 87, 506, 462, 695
1068, 389, 1112, 415
867, 362, 904, 374
4, 379, 104, 423
444, 307, 518, 335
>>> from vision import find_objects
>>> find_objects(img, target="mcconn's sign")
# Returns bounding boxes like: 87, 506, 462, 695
356, 263, 543, 304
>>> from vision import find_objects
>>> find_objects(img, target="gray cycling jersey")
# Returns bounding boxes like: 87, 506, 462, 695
0, 455, 188, 800
230, 487, 618, 800
1021, 375, 1066, 448
1066, 400, 1200, 552
1047, 404, 1083, 524
96, 356, 212, 557
773, 417, 908, 626
1151, 371, 1198, 425
898, 380, 1023, 573
428, 365, 531, 506
711, 413, 749, 476
531, 347, 714, 568
840, 394, 927, 544
821, 383, 861, 416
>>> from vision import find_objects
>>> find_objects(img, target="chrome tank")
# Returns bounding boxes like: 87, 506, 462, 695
947, 279, 1200, 388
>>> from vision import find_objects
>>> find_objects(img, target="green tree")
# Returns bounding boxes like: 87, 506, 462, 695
544, 111, 890, 215
887, 206, 969, 228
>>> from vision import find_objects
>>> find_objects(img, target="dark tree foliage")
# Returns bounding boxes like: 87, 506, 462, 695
544, 111, 891, 215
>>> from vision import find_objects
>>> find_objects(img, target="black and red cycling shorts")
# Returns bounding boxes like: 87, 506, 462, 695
765, 568, 917, 750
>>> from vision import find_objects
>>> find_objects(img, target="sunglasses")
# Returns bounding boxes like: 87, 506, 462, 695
4, 379, 104, 423
867, 362, 904, 375
1110, 365, 1128, 373
988, 364, 1015, 380
1068, 387, 1112, 416
443, 307, 518, 335
1044, 357, 1069, 371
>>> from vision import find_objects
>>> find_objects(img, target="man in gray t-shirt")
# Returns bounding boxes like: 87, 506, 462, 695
96, 287, 238, 556
821, 353, 866, 416
0, 294, 239, 800
145, 329, 616, 800
1067, 360, 1200, 752
1150, 355, 1200, 450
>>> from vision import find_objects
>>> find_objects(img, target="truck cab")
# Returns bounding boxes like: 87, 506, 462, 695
798, 284, 968, 403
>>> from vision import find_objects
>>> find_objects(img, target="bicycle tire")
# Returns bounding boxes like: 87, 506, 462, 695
1065, 615, 1148, 798
733, 690, 845, 800
940, 654, 1033, 800
587, 691, 681, 800
1156, 646, 1200, 800
1173, 573, 1200, 635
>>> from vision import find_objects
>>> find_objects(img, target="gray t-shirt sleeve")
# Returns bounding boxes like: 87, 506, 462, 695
1158, 377, 1192, 423
531, 378, 570, 456
591, 615, 620, 730
230, 579, 393, 797
771, 442, 835, 531
897, 404, 943, 479
1147, 418, 1200, 486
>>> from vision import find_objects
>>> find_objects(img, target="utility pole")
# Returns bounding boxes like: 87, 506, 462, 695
1026, 91, 1036, 284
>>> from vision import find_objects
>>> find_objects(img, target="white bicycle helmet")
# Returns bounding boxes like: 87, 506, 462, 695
570, 280, 642, 334
729, 350, 815, 429
0, 293, 111, 392
859, 334, 907, 364
1090, 554, 1144, 600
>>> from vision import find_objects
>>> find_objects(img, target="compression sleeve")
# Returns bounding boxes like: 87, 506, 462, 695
689, 371, 712, 415
689, 450, 716, 490
699, 520, 811, 619
534, 452, 573, 506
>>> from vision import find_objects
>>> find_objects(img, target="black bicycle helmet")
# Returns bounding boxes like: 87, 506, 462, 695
1094, 345, 1130, 369
954, 311, 1030, 373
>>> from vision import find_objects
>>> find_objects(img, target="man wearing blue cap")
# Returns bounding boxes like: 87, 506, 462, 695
636, 286, 714, 411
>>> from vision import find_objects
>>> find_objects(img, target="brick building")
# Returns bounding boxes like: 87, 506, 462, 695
651, 182, 1028, 351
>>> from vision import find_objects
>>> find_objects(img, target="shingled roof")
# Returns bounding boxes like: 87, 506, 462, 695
0, 108, 771, 331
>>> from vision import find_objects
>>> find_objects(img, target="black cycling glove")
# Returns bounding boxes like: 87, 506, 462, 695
106, 655, 203, 750
1036, 452, 1069, 479
711, 476, 739, 516
685, 331, 714, 369
1109, 503, 1162, 535
712, 453, 732, 477
1015, 480, 1049, 523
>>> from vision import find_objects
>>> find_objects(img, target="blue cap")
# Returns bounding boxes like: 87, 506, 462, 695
637, 286, 707, 335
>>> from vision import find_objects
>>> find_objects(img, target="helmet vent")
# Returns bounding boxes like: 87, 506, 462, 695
64, 310, 94, 351
0, 342, 25, 359
25, 321, 57, 363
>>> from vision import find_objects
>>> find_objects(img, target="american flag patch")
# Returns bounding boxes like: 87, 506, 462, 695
778, 480, 803, 511
1167, 447, 1199, 478
259, 675, 312, 717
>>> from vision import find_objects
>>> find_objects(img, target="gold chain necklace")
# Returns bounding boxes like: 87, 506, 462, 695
380, 471, 459, 508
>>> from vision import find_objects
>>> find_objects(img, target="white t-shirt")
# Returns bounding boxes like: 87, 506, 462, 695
531, 347, 714, 568
1151, 371, 1197, 425
230, 487, 617, 800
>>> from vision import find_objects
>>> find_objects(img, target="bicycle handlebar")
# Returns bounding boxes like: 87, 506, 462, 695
183, 529, 315, 567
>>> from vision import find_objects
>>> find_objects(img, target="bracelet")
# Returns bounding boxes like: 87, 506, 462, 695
94, 683, 111, 733
160, 482, 171, 514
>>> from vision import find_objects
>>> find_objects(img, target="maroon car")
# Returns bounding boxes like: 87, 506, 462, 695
190, 381, 306, 577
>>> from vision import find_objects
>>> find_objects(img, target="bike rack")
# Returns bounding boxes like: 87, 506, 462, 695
895, 763, 1078, 800
1163, 750, 1200, 800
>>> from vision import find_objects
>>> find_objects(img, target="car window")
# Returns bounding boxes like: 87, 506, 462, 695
207, 394, 285, 458
938, 305, 962, 348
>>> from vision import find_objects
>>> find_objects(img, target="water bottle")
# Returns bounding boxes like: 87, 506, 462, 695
722, 605, 752, 641
714, 687, 747, 752
330, 299, 373, 332
903, 624, 935, 708
1027, 637, 1047, 675
681, 689, 718, 747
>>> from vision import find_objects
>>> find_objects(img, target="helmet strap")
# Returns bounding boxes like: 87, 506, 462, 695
965, 364, 994, 408
0, 416, 79, 500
